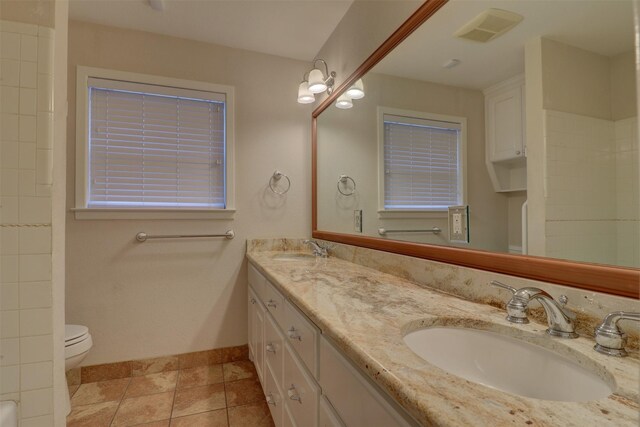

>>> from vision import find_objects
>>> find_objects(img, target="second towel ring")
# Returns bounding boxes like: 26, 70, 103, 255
269, 170, 291, 195
337, 175, 356, 196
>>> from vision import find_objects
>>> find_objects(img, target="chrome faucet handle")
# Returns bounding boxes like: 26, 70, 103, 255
594, 311, 640, 357
489, 281, 529, 324
489, 280, 517, 294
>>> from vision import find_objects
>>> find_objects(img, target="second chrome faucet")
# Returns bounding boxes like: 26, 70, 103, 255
490, 281, 578, 338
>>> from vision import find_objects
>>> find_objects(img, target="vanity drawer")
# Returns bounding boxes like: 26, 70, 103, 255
319, 336, 416, 427
248, 263, 266, 301
319, 395, 345, 427
265, 362, 284, 427
284, 343, 320, 427
265, 311, 285, 389
285, 299, 319, 378
264, 279, 286, 330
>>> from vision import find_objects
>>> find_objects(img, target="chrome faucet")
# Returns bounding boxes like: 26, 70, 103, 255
594, 311, 640, 357
303, 239, 328, 257
490, 281, 578, 338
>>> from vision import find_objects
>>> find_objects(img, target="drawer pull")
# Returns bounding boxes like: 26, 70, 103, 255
267, 299, 277, 308
266, 393, 277, 406
250, 297, 256, 304
287, 385, 302, 403
288, 327, 302, 341
266, 343, 276, 354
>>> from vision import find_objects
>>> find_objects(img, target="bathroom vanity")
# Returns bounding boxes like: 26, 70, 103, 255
246, 242, 639, 427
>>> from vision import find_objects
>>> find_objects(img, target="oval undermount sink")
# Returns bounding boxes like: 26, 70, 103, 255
403, 327, 613, 402
272, 253, 316, 261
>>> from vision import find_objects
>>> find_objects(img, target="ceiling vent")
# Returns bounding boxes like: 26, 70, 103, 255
454, 9, 523, 43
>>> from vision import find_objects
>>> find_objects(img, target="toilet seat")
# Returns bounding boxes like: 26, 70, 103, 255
65, 324, 92, 357
65, 324, 88, 344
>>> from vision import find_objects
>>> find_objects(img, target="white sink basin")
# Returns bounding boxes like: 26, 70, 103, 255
272, 253, 316, 261
403, 327, 613, 402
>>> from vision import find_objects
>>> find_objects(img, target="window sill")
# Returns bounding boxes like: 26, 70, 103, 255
72, 208, 236, 220
377, 210, 448, 219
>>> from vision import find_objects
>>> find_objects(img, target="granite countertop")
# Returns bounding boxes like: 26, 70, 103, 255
246, 250, 639, 427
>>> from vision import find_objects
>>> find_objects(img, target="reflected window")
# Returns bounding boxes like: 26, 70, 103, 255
379, 108, 466, 211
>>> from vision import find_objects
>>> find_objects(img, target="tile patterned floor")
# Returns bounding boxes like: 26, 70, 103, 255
67, 360, 274, 427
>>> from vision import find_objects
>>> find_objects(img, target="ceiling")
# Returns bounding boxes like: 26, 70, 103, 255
68, 0, 353, 61
374, 0, 635, 90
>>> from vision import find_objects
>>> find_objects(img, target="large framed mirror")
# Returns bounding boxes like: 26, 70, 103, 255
312, 0, 639, 297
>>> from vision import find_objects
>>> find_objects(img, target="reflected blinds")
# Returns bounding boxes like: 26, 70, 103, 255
384, 114, 461, 209
88, 78, 226, 208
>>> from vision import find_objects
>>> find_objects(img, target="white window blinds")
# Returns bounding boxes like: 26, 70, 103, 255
384, 114, 461, 210
88, 77, 226, 208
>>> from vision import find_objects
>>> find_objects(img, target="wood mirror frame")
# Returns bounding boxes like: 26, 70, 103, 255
311, 0, 639, 298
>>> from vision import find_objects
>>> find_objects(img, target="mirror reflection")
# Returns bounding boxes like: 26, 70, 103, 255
316, 0, 638, 268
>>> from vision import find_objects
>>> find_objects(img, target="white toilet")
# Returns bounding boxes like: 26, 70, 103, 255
64, 324, 93, 414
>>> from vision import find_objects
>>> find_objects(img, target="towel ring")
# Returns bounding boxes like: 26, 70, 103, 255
269, 170, 291, 195
337, 175, 356, 196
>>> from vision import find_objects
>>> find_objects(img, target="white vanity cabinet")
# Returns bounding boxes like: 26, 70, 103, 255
247, 262, 419, 427
483, 74, 527, 192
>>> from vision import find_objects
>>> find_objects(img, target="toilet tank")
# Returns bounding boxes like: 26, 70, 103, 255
0, 401, 17, 427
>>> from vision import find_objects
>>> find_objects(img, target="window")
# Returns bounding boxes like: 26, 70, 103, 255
75, 67, 234, 219
378, 108, 466, 213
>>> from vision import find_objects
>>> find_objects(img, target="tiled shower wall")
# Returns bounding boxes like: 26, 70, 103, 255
544, 110, 639, 267
615, 117, 639, 267
1, 19, 55, 425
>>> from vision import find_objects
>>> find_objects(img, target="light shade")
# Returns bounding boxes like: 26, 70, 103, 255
346, 79, 365, 99
297, 81, 315, 104
308, 68, 327, 94
335, 94, 353, 109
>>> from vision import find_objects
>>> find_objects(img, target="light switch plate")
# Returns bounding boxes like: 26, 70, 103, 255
448, 205, 469, 243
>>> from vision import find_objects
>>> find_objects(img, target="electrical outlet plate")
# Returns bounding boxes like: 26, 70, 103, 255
354, 210, 363, 233
448, 205, 469, 243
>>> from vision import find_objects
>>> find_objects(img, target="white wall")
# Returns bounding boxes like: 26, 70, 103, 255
0, 14, 58, 427
65, 21, 312, 365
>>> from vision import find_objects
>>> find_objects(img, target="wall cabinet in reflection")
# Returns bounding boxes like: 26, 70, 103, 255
484, 74, 527, 192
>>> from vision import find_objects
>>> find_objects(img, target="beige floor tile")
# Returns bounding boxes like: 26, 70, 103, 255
221, 345, 249, 363
225, 378, 264, 408
228, 402, 274, 427
170, 409, 228, 427
177, 364, 224, 389
172, 383, 226, 418
66, 401, 119, 427
81, 361, 132, 383
222, 361, 256, 382
129, 421, 170, 427
125, 371, 178, 398
178, 349, 222, 369
71, 378, 130, 406
112, 391, 174, 426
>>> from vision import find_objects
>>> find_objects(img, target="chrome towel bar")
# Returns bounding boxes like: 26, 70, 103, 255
378, 227, 441, 235
136, 230, 235, 242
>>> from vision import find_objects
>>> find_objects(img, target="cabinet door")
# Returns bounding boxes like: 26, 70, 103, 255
254, 297, 266, 387
319, 395, 345, 427
487, 85, 524, 161
265, 363, 284, 427
284, 344, 319, 427
248, 287, 257, 361
265, 311, 285, 390
319, 336, 415, 427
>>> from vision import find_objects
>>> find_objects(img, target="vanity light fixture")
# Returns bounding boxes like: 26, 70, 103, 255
297, 59, 336, 104
345, 79, 365, 99
297, 73, 315, 104
335, 93, 353, 109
